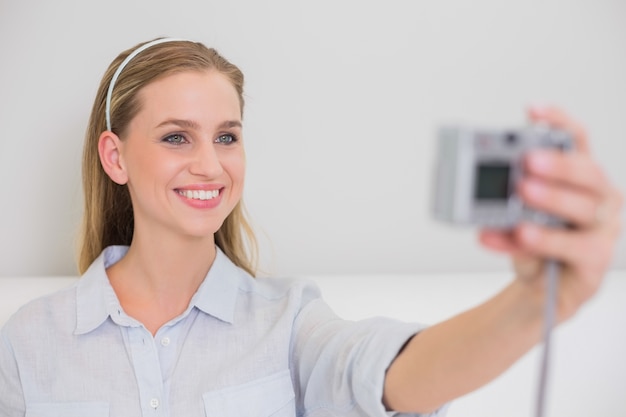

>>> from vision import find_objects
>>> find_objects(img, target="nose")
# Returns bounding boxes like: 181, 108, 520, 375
189, 141, 223, 178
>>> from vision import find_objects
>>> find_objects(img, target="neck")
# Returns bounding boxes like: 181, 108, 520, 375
107, 228, 217, 321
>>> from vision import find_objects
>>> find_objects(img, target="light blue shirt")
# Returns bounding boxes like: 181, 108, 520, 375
0, 246, 446, 417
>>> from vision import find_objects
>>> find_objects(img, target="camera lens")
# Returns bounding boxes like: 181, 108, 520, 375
505, 132, 517, 145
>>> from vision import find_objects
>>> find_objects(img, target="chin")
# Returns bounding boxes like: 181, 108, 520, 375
168, 217, 219, 239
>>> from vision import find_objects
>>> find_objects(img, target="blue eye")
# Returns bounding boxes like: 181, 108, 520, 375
216, 134, 237, 144
163, 134, 187, 145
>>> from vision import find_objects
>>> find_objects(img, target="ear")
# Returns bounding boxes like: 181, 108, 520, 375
98, 131, 128, 185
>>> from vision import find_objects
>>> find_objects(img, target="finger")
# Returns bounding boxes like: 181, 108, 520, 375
512, 254, 544, 281
514, 222, 613, 271
525, 150, 611, 198
527, 106, 591, 154
478, 230, 521, 254
518, 177, 600, 227
598, 185, 626, 237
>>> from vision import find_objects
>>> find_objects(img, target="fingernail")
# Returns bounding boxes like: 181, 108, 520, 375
524, 180, 546, 199
528, 105, 548, 117
527, 152, 551, 173
520, 224, 540, 243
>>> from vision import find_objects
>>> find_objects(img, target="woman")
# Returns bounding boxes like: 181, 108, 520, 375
0, 38, 622, 417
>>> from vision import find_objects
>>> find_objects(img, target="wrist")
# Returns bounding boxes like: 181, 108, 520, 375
505, 278, 547, 338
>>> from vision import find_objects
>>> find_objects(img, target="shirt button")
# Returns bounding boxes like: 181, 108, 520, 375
150, 398, 160, 409
160, 337, 171, 347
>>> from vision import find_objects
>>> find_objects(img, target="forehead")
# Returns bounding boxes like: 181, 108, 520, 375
134, 70, 241, 126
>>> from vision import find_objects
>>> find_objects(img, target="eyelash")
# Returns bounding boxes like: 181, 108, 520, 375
215, 133, 238, 144
161, 133, 239, 145
163, 133, 188, 145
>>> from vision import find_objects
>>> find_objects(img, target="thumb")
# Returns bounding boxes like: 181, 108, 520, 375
513, 254, 545, 282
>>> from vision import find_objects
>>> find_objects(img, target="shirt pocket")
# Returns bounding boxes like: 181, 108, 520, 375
25, 402, 109, 417
203, 369, 295, 417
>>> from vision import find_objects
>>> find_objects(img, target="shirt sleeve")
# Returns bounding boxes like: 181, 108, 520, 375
0, 326, 26, 417
290, 283, 448, 417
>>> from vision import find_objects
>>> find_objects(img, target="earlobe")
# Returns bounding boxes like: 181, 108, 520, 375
98, 132, 128, 185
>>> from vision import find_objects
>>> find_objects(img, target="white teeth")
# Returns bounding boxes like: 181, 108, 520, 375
178, 189, 219, 200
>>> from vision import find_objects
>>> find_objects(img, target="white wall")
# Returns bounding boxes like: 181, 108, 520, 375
0, 0, 625, 277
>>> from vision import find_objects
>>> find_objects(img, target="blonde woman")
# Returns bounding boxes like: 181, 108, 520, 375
0, 38, 622, 417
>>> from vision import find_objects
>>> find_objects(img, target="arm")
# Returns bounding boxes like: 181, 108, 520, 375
384, 279, 543, 413
0, 329, 26, 417
384, 107, 624, 414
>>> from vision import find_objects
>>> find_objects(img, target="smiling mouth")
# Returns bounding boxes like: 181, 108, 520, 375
176, 189, 220, 201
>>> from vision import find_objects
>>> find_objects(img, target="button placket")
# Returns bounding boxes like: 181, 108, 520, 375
127, 327, 166, 416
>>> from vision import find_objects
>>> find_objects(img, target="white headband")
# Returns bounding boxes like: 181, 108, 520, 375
105, 37, 191, 132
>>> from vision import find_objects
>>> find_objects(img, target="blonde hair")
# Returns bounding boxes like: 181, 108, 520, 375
78, 38, 258, 276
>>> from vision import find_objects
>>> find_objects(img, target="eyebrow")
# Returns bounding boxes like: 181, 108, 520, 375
156, 119, 242, 130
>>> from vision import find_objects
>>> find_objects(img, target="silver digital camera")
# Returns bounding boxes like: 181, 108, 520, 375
432, 124, 573, 229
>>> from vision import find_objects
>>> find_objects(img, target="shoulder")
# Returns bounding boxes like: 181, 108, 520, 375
1, 283, 78, 342
238, 273, 322, 304
230, 271, 329, 322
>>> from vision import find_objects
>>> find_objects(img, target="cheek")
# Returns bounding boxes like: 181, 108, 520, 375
223, 150, 246, 185
125, 147, 181, 186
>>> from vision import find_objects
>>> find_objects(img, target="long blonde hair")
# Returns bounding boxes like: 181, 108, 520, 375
78, 38, 258, 276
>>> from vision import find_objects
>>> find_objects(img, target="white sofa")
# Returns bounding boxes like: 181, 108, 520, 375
1, 271, 625, 417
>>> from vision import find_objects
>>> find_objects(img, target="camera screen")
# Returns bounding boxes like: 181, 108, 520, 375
475, 163, 511, 200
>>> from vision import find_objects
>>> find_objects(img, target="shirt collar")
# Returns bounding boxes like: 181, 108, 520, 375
75, 245, 243, 335
191, 248, 241, 324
